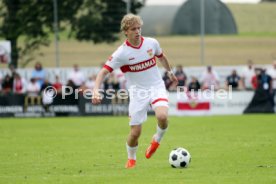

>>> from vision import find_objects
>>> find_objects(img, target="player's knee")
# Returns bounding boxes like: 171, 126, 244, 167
156, 113, 168, 124
130, 129, 141, 139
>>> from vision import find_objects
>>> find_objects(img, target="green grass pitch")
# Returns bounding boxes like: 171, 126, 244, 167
0, 115, 275, 184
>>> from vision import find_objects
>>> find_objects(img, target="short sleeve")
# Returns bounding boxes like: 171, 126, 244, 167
152, 38, 163, 58
103, 49, 124, 73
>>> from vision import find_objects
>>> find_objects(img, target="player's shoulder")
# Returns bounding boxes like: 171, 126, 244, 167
112, 44, 126, 58
143, 36, 159, 44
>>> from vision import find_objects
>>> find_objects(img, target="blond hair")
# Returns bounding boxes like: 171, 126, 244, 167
120, 13, 143, 32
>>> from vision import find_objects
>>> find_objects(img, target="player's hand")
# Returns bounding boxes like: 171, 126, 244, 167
168, 71, 178, 86
92, 90, 102, 105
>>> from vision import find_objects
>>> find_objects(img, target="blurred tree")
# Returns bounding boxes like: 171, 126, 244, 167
72, 0, 144, 42
0, 0, 144, 68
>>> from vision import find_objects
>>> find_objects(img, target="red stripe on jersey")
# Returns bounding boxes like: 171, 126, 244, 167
151, 98, 168, 105
177, 102, 210, 110
120, 57, 156, 73
103, 65, 113, 72
125, 37, 144, 49
156, 53, 163, 58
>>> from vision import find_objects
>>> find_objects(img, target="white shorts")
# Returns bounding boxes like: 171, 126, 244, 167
128, 85, 169, 126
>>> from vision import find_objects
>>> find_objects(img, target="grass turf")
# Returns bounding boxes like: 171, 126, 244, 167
0, 115, 275, 184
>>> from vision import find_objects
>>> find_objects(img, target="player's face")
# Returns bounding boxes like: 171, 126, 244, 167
125, 23, 141, 43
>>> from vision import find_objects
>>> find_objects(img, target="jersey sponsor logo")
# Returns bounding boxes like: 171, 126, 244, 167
120, 57, 156, 73
129, 57, 135, 61
147, 49, 153, 57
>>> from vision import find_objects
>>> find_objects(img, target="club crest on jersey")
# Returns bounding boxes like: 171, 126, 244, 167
147, 49, 153, 57
108, 55, 113, 62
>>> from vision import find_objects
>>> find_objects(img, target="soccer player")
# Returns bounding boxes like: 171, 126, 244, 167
92, 14, 178, 169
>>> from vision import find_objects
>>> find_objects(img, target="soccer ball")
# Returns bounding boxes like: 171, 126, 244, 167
169, 147, 191, 168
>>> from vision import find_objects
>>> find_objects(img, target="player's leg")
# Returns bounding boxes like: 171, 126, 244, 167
125, 125, 142, 168
126, 92, 149, 168
154, 106, 169, 142
145, 85, 169, 159
151, 86, 169, 142
145, 105, 169, 159
127, 125, 142, 147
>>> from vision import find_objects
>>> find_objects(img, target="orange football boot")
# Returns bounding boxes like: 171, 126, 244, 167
145, 139, 160, 159
125, 159, 136, 169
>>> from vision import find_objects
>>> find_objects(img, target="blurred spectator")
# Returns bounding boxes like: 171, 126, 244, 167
267, 60, 276, 101
162, 71, 175, 91
257, 68, 273, 105
114, 70, 127, 89
85, 74, 96, 89
1, 74, 13, 94
252, 68, 272, 91
104, 73, 120, 91
0, 47, 8, 63
200, 66, 220, 90
0, 65, 16, 94
13, 73, 27, 94
78, 75, 95, 96
41, 79, 54, 111
64, 79, 78, 102
261, 69, 273, 94
188, 76, 201, 91
0, 72, 3, 92
244, 68, 274, 113
31, 62, 46, 88
40, 79, 52, 92
241, 60, 255, 90
27, 78, 40, 96
174, 65, 187, 87
53, 75, 63, 93
68, 64, 86, 88
65, 79, 77, 92
8, 64, 16, 85
225, 70, 241, 90
251, 68, 261, 90
9, 64, 16, 77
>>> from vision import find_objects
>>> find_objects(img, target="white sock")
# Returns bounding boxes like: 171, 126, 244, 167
154, 125, 168, 143
126, 143, 138, 160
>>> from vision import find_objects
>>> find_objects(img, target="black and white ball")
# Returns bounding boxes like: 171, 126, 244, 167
169, 147, 191, 168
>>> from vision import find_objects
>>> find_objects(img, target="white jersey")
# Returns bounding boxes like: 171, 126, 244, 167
103, 37, 165, 89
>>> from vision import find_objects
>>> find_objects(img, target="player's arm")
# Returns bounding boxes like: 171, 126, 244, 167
92, 68, 110, 104
158, 54, 178, 85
